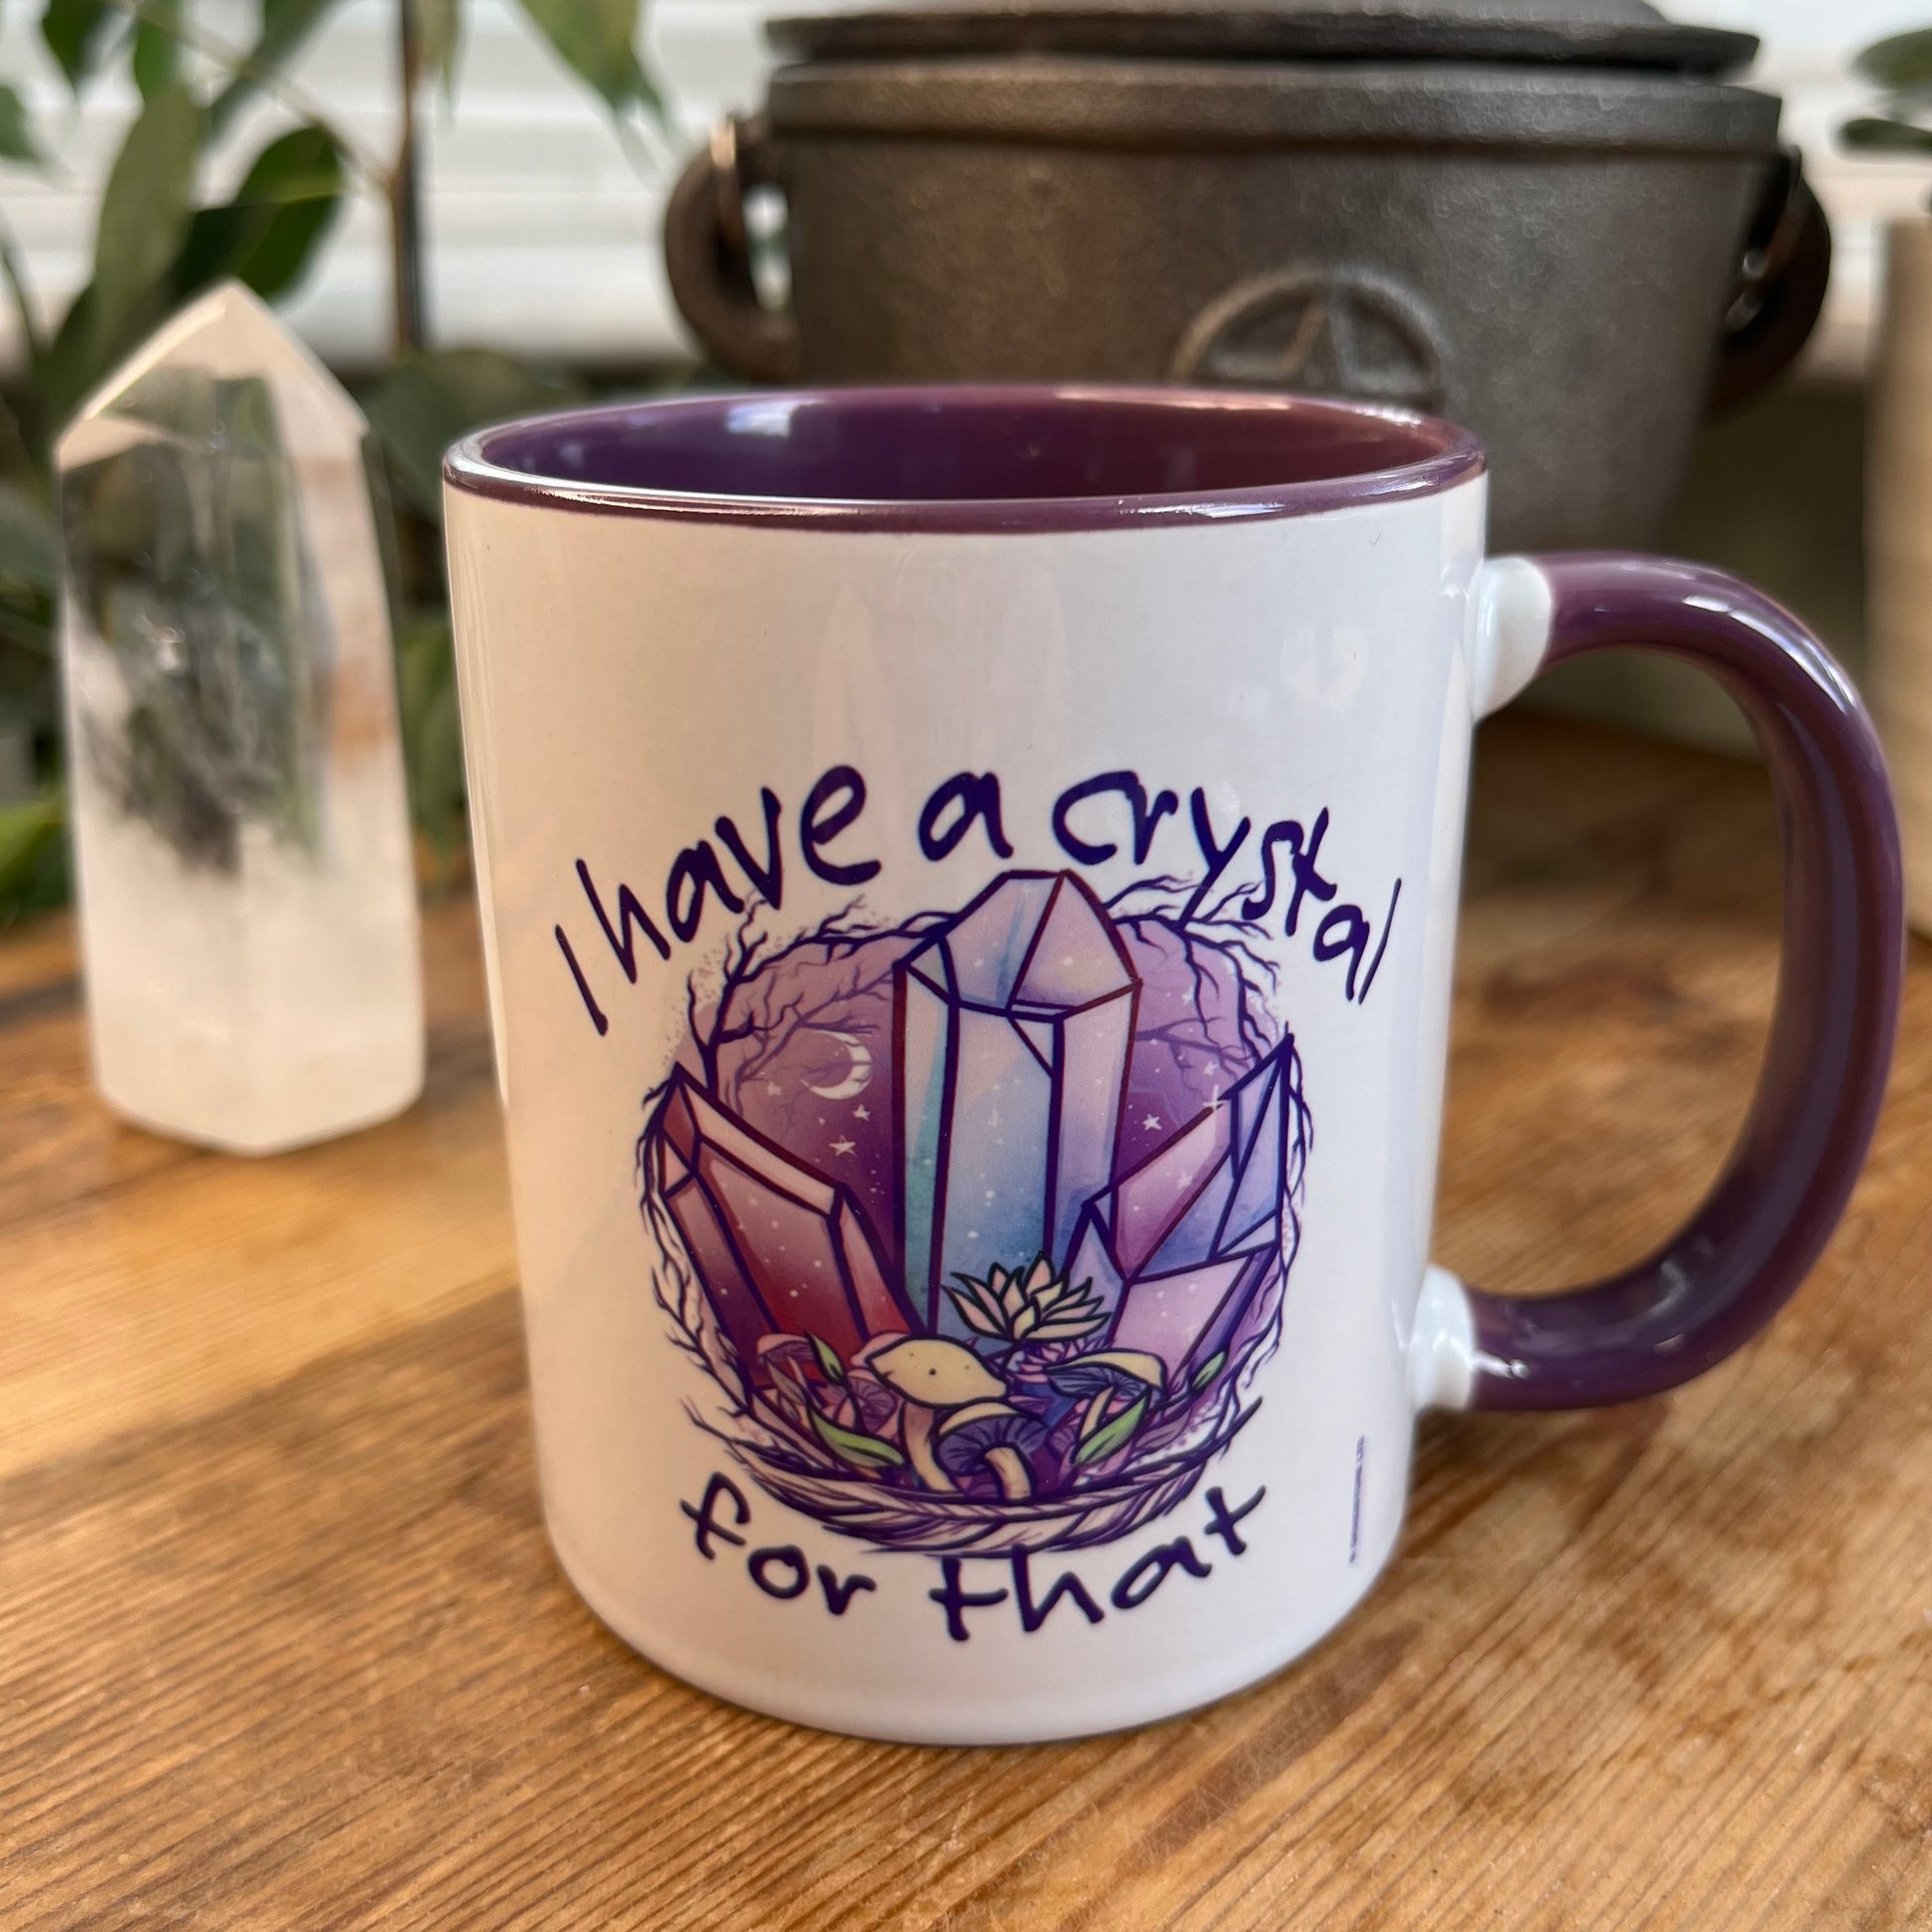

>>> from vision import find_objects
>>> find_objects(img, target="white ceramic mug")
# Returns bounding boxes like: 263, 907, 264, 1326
445, 386, 1899, 1744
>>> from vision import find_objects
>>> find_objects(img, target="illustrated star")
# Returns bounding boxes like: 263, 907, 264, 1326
830, 1137, 857, 1156
1142, 1114, 1163, 1132
853, 1104, 871, 1121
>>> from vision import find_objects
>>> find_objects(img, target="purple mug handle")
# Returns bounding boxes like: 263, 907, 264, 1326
1453, 554, 1904, 1410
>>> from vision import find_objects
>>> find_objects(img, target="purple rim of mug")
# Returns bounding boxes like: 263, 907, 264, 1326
441, 384, 1487, 533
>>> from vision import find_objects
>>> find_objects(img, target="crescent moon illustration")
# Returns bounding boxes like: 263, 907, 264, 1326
806, 1031, 873, 1102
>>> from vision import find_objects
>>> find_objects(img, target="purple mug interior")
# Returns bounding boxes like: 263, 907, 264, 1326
443, 385, 1486, 532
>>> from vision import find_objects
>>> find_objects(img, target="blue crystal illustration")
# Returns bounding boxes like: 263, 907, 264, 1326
895, 873, 1140, 1336
638, 869, 1310, 1557
1065, 1045, 1294, 1381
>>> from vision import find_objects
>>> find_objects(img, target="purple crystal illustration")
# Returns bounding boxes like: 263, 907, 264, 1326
637, 869, 1311, 1556
897, 873, 1139, 1336
1065, 1047, 1294, 1382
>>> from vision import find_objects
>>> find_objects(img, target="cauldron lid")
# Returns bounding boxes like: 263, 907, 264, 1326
766, 0, 1758, 77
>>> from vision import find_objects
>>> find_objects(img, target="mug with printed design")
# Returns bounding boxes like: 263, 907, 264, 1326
444, 386, 1900, 1744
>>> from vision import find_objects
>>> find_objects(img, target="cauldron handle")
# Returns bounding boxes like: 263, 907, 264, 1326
1709, 149, 1833, 414
663, 115, 804, 383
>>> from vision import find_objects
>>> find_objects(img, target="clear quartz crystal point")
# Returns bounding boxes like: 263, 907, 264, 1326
55, 282, 423, 1154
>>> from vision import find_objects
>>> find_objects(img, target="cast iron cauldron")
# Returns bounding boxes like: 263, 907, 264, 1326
664, 0, 1831, 552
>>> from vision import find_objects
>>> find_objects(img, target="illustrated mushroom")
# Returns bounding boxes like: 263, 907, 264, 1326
936, 1400, 1049, 1501
1046, 1350, 1168, 1440
868, 1338, 1007, 1493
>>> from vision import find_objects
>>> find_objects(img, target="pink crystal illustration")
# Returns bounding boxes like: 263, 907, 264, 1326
638, 870, 1311, 1556
653, 1072, 914, 1366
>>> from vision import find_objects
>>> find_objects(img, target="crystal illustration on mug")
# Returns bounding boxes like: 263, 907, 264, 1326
636, 870, 1311, 1556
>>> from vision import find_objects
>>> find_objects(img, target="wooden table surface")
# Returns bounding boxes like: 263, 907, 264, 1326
4, 713, 1930, 1931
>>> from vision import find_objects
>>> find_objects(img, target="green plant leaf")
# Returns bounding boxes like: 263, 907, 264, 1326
413, 676, 466, 854
41, 0, 115, 93
395, 614, 468, 855
809, 1333, 848, 1384
0, 233, 46, 414
173, 124, 345, 306
364, 348, 584, 520
209, 0, 344, 135
132, 0, 182, 101
1856, 29, 1932, 92
413, 0, 463, 90
1841, 114, 1932, 154
0, 84, 45, 165
807, 1408, 905, 1472
0, 239, 42, 367
0, 597, 56, 670
0, 393, 50, 519
37, 281, 107, 435
0, 792, 65, 924
1073, 1392, 1148, 1467
1189, 1349, 1228, 1393
92, 83, 204, 362
0, 485, 57, 597
511, 0, 656, 115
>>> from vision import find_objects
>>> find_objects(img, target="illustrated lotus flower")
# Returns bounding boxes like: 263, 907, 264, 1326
946, 1255, 1109, 1348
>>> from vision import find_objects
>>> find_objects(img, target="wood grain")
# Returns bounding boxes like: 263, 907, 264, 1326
2, 716, 1928, 1930
0, 898, 515, 1479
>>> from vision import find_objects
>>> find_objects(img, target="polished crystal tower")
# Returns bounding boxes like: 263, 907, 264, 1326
896, 872, 1140, 1334
56, 283, 423, 1153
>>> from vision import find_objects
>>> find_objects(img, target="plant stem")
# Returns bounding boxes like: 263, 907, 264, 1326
388, 0, 427, 359
383, 1, 433, 602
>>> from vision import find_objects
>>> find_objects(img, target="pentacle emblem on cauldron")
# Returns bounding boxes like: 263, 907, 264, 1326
636, 871, 1312, 1558
1172, 267, 1449, 412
